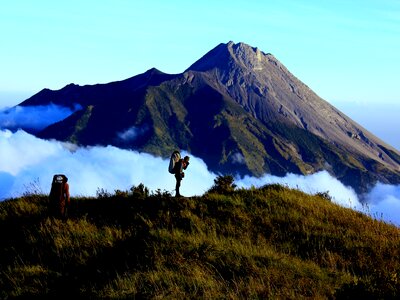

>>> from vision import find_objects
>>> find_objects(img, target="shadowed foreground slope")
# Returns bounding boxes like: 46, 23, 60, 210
0, 184, 399, 299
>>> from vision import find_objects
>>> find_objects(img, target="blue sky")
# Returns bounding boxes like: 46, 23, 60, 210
0, 0, 399, 147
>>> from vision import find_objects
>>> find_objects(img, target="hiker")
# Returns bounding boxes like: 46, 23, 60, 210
174, 155, 190, 197
49, 174, 70, 220
168, 151, 190, 197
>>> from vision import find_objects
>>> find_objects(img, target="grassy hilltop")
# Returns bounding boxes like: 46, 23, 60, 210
0, 178, 399, 299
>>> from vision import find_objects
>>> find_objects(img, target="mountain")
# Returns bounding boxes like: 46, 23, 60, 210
18, 41, 400, 193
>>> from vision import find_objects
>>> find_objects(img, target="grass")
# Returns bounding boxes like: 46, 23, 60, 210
0, 181, 399, 299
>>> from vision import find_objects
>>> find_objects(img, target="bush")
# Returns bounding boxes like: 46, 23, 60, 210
207, 175, 237, 195
130, 183, 150, 199
96, 188, 112, 199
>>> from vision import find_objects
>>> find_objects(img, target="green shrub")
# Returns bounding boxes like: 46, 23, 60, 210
207, 175, 237, 194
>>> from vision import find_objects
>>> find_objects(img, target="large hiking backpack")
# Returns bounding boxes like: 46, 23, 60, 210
50, 174, 67, 197
49, 174, 67, 214
168, 151, 181, 174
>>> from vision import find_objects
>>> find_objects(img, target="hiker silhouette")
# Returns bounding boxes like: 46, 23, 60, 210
173, 155, 190, 197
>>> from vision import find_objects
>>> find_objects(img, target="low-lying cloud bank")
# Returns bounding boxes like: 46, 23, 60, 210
1, 130, 399, 226
0, 130, 214, 199
0, 104, 82, 132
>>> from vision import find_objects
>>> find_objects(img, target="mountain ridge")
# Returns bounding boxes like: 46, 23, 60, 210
1, 184, 399, 298
15, 41, 400, 193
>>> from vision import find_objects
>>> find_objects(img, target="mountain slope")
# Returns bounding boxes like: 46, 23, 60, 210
187, 42, 400, 170
1, 185, 399, 298
18, 42, 400, 193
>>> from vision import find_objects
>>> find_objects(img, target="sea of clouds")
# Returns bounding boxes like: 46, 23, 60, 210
0, 104, 82, 132
1, 129, 400, 226
0, 104, 399, 227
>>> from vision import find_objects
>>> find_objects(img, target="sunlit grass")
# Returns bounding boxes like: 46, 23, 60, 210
0, 180, 399, 298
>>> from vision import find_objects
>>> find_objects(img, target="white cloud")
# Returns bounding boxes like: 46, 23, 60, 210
363, 183, 400, 226
231, 152, 246, 164
0, 104, 82, 131
0, 130, 399, 227
0, 130, 214, 199
0, 130, 61, 175
117, 125, 148, 141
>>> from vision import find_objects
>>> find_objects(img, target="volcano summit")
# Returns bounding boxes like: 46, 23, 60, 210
17, 41, 400, 193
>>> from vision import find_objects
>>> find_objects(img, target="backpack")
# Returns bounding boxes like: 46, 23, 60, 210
168, 151, 181, 174
49, 174, 67, 202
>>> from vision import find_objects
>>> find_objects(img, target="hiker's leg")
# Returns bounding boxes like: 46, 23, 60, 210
59, 201, 65, 220
62, 205, 68, 221
175, 175, 181, 197
176, 180, 181, 196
